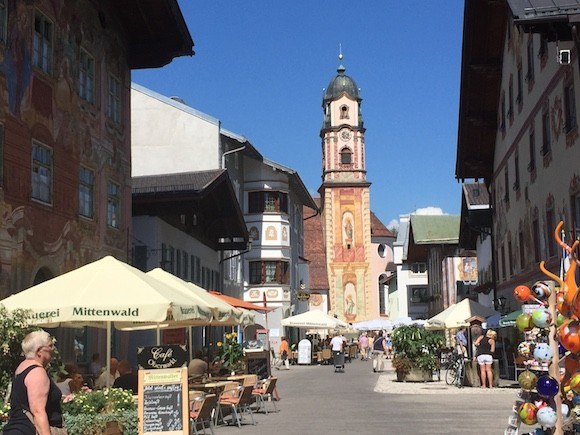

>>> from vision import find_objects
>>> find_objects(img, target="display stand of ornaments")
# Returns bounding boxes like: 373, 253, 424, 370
511, 222, 580, 435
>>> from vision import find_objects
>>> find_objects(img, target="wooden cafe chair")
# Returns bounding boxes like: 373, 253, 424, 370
189, 393, 218, 435
252, 377, 278, 414
217, 384, 256, 428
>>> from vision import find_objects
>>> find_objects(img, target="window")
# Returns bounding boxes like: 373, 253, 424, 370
500, 244, 506, 281
411, 263, 426, 274
546, 208, 556, 257
107, 181, 120, 228
31, 141, 52, 203
79, 49, 95, 104
340, 147, 352, 164
410, 287, 428, 304
248, 191, 288, 213
526, 38, 535, 83
517, 62, 523, 104
500, 94, 506, 132
504, 167, 509, 203
107, 74, 122, 124
33, 11, 53, 73
183, 252, 188, 280
340, 105, 349, 119
528, 128, 536, 172
508, 238, 513, 276
519, 230, 525, 270
514, 153, 520, 192
378, 283, 386, 315
176, 249, 181, 277
541, 108, 551, 155
79, 167, 94, 218
532, 217, 541, 264
572, 192, 580, 238
564, 83, 577, 133
0, 0, 6, 42
508, 76, 514, 116
249, 260, 290, 285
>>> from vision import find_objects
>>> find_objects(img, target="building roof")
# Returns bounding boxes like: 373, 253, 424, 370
263, 159, 319, 210
455, 0, 507, 182
459, 183, 492, 250
323, 63, 361, 103
132, 170, 249, 250
508, 0, 580, 33
303, 199, 328, 292
112, 0, 194, 69
370, 212, 395, 238
462, 183, 490, 211
409, 215, 460, 245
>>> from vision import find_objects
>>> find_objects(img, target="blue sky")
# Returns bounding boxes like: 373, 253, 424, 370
132, 1, 465, 229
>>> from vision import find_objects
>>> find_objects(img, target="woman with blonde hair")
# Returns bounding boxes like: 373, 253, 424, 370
474, 329, 497, 389
2, 329, 66, 434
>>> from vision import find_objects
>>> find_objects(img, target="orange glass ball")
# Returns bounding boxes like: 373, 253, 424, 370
559, 320, 580, 354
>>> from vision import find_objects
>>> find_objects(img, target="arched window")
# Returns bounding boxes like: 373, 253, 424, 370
340, 105, 349, 119
340, 147, 352, 164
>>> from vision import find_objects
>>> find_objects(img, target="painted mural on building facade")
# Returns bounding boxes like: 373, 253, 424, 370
0, 0, 130, 297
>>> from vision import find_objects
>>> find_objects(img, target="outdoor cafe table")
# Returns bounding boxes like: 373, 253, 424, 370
189, 380, 236, 394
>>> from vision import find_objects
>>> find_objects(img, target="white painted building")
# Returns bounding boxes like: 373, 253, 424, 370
392, 214, 428, 320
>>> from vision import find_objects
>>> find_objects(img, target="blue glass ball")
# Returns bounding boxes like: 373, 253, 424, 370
536, 375, 559, 398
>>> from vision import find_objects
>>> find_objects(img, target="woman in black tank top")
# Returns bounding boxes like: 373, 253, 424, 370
2, 330, 64, 434
474, 329, 497, 389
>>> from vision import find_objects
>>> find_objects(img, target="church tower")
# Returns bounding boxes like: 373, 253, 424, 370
319, 55, 373, 323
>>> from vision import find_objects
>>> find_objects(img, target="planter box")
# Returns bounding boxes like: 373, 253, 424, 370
104, 421, 122, 435
396, 367, 432, 382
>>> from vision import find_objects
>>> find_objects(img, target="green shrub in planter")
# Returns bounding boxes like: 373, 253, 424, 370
61, 388, 137, 435
391, 325, 444, 376
63, 410, 137, 435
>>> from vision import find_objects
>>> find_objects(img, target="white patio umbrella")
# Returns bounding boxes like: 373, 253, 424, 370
281, 310, 349, 329
352, 318, 393, 331
0, 256, 216, 385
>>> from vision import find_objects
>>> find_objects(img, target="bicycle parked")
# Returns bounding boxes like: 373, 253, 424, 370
445, 349, 466, 388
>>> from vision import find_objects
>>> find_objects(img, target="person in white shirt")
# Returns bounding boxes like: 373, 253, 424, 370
94, 358, 120, 389
329, 333, 345, 352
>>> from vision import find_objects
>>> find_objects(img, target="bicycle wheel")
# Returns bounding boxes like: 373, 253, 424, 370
445, 362, 459, 385
456, 361, 465, 388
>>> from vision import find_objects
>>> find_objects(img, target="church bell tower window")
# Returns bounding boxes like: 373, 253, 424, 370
340, 147, 352, 164
340, 104, 349, 119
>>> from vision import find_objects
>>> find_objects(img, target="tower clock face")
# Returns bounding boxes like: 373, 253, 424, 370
339, 129, 352, 141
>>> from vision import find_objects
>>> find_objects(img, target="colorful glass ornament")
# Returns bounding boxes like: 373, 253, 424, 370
518, 370, 537, 390
559, 320, 580, 353
536, 375, 559, 398
518, 402, 538, 425
533, 343, 553, 362
516, 313, 534, 332
536, 407, 557, 428
531, 308, 551, 328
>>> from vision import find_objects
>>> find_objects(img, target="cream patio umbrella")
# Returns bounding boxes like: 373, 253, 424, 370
425, 298, 499, 330
0, 256, 216, 385
281, 310, 349, 329
145, 268, 247, 326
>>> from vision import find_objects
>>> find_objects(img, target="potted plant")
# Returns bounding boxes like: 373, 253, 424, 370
214, 332, 244, 374
391, 325, 444, 382
61, 387, 137, 435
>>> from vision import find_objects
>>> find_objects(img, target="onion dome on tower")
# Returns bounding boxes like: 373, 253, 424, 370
322, 54, 363, 129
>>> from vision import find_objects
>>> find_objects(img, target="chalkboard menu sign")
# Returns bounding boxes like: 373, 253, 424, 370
137, 345, 188, 370
244, 350, 270, 380
138, 367, 188, 435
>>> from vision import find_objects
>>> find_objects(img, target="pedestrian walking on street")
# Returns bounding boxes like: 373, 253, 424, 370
372, 331, 387, 372
279, 336, 290, 370
358, 331, 369, 360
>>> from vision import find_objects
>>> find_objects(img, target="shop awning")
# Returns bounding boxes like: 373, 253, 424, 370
499, 310, 522, 328
208, 291, 272, 312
